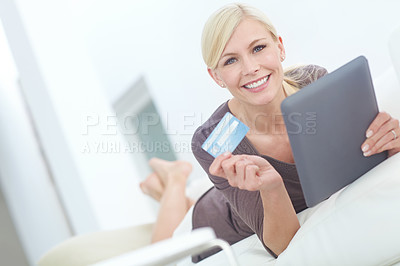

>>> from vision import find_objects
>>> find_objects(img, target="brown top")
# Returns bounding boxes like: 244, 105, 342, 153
191, 65, 328, 262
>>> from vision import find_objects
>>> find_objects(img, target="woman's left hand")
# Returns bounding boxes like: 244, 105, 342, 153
361, 111, 400, 158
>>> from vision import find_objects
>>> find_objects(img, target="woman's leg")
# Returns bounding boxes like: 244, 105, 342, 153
140, 158, 195, 243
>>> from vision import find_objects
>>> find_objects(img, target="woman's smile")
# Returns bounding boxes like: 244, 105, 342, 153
242, 74, 271, 92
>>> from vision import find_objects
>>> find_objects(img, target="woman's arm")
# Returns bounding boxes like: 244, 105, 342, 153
260, 181, 299, 255
209, 152, 299, 256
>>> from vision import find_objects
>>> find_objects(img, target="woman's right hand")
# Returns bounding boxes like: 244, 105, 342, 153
209, 152, 283, 192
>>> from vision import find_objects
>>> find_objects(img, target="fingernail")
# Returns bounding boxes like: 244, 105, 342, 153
363, 151, 371, 157
366, 130, 373, 138
362, 144, 369, 152
223, 152, 230, 156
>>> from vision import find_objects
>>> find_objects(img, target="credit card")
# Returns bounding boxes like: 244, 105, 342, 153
202, 112, 249, 157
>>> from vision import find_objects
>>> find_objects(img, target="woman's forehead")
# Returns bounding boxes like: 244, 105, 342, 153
234, 18, 272, 38
222, 19, 273, 52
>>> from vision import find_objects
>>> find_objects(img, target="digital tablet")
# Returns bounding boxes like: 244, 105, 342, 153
281, 56, 387, 207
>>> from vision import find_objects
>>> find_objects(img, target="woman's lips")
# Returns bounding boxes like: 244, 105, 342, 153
242, 74, 270, 92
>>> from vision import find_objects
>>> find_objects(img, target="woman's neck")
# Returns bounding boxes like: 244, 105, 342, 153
228, 86, 287, 135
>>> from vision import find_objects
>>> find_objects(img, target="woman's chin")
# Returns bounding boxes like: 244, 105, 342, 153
250, 92, 276, 106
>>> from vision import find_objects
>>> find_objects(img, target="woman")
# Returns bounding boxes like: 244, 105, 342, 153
192, 2, 400, 261
141, 3, 400, 262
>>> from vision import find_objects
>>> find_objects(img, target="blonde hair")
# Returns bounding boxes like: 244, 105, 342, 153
201, 3, 307, 94
283, 64, 328, 95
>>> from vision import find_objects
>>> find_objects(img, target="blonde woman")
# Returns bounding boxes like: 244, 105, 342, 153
141, 3, 400, 262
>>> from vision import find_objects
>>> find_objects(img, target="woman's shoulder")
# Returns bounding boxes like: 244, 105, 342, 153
285, 64, 328, 89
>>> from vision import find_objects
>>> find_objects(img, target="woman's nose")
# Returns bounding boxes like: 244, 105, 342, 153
241, 56, 260, 75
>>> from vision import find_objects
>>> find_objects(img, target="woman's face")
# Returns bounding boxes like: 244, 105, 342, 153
209, 18, 285, 107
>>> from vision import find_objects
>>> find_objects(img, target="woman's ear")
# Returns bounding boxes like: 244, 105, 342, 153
278, 36, 286, 61
207, 68, 226, 88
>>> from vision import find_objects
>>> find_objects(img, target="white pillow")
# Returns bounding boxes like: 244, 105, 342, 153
277, 153, 400, 266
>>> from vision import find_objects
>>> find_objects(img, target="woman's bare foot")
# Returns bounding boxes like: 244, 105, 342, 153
148, 158, 193, 186
140, 173, 164, 202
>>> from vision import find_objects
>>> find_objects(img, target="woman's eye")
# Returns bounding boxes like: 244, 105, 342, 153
253, 45, 266, 53
224, 58, 237, 66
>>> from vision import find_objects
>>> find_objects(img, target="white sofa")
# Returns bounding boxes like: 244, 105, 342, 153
38, 142, 400, 266
37, 65, 400, 266
38, 27, 400, 266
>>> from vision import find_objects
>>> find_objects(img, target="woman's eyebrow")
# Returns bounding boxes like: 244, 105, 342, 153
220, 38, 268, 59
220, 52, 236, 60
247, 38, 267, 48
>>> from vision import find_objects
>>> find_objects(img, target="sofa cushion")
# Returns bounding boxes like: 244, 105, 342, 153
276, 153, 400, 266
37, 223, 153, 266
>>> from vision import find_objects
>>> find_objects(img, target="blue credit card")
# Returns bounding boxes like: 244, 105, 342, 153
202, 112, 249, 158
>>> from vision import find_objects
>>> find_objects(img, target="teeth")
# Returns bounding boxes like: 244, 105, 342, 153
244, 75, 269, 89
